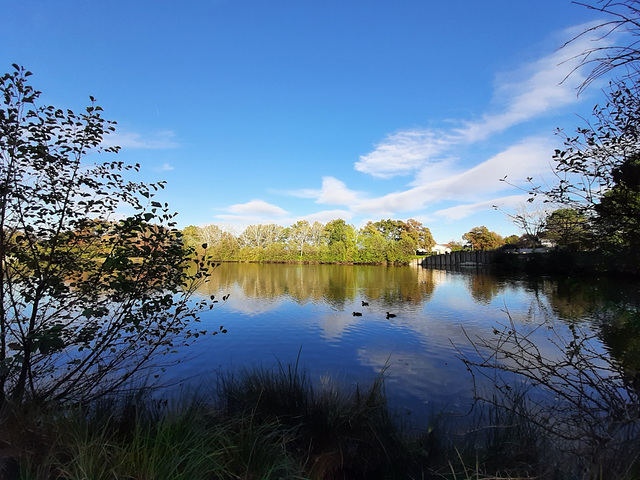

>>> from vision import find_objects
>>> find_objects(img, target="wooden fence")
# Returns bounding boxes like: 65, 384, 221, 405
420, 250, 497, 268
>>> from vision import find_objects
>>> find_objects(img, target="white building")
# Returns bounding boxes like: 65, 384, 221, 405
431, 244, 452, 254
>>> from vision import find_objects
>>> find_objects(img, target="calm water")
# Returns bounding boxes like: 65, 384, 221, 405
162, 263, 640, 424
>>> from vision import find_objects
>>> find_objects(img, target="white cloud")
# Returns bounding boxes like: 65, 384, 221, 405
279, 136, 555, 225
352, 136, 555, 217
215, 207, 353, 228
213, 23, 615, 239
352, 187, 421, 217
289, 176, 363, 205
409, 157, 460, 187
226, 199, 289, 217
102, 130, 179, 149
429, 136, 556, 201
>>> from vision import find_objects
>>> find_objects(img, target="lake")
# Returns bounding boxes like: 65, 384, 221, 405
161, 262, 640, 425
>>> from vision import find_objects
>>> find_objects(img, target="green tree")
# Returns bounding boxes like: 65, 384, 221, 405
504, 235, 520, 245
366, 219, 405, 242
538, 83, 640, 214
593, 154, 640, 264
288, 220, 313, 258
364, 219, 434, 250
542, 208, 590, 251
462, 226, 503, 251
528, 80, 640, 269
357, 222, 388, 263
387, 233, 417, 264
324, 219, 357, 262
0, 66, 221, 405
181, 225, 202, 249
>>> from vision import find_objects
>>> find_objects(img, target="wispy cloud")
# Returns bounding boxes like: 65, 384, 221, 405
299, 209, 354, 223
353, 26, 607, 180
434, 194, 530, 221
215, 206, 353, 228
454, 32, 598, 142
425, 136, 556, 201
215, 200, 290, 223
154, 162, 174, 172
292, 136, 552, 220
102, 130, 179, 149
355, 130, 455, 179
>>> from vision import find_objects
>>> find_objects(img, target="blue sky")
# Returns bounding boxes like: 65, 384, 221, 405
1, 1, 616, 243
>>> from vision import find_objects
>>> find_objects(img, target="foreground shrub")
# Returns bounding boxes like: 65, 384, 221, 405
0, 65, 224, 407
458, 313, 640, 479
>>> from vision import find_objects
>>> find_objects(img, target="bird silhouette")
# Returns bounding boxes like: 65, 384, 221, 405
386, 312, 396, 319
353, 312, 363, 316
361, 301, 369, 306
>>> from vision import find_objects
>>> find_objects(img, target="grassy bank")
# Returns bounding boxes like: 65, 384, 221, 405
1, 362, 638, 479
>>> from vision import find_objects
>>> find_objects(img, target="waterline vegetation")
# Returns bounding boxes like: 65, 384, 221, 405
1, 347, 639, 479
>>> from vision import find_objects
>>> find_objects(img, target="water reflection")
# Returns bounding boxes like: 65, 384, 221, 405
168, 264, 640, 419
465, 270, 506, 304
198, 263, 437, 309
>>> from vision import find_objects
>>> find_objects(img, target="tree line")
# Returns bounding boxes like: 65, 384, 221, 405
182, 218, 436, 264
181, 210, 611, 264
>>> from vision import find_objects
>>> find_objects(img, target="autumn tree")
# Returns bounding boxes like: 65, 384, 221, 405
363, 219, 433, 250
0, 66, 222, 405
402, 218, 436, 251
462, 226, 504, 251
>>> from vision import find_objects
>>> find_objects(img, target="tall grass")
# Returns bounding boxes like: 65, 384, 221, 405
216, 359, 412, 478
